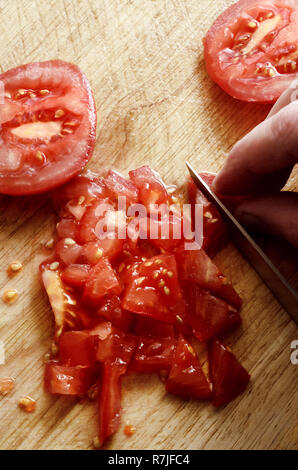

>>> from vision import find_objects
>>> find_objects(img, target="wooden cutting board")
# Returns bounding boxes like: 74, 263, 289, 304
0, 0, 297, 450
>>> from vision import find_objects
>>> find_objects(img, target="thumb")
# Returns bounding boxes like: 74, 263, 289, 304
235, 192, 298, 249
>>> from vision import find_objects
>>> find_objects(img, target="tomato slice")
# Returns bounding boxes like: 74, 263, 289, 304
83, 257, 122, 304
165, 336, 211, 400
174, 246, 242, 310
121, 254, 185, 324
208, 338, 250, 407
183, 284, 241, 342
44, 361, 96, 395
0, 61, 96, 194
204, 0, 298, 103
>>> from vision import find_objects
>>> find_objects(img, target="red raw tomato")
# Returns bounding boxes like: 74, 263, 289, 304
97, 295, 134, 332
44, 361, 96, 395
0, 61, 96, 195
208, 338, 250, 407
134, 317, 174, 338
98, 361, 125, 446
165, 336, 211, 400
82, 239, 124, 264
83, 257, 122, 304
132, 336, 176, 373
188, 176, 228, 257
52, 171, 108, 210
174, 246, 242, 310
183, 284, 241, 342
56, 218, 79, 240
129, 166, 170, 209
61, 264, 90, 288
104, 169, 139, 204
121, 254, 185, 324
204, 0, 298, 103
96, 327, 136, 364
144, 212, 184, 252
59, 331, 96, 366
56, 239, 82, 265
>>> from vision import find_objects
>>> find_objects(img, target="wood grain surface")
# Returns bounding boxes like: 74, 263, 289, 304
0, 0, 297, 450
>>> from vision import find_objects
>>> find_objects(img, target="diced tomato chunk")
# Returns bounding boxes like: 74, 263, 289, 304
44, 361, 96, 395
59, 331, 96, 366
97, 295, 134, 332
83, 258, 122, 304
208, 338, 250, 407
134, 317, 174, 338
132, 336, 176, 373
96, 327, 136, 365
56, 239, 82, 266
56, 218, 79, 240
174, 246, 242, 310
105, 169, 139, 204
98, 361, 125, 446
121, 254, 185, 324
183, 284, 241, 342
165, 336, 211, 400
129, 166, 169, 209
61, 264, 90, 288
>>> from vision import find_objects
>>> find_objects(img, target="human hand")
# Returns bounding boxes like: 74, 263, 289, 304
213, 85, 298, 248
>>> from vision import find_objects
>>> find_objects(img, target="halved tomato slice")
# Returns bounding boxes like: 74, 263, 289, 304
204, 0, 298, 103
0, 61, 96, 195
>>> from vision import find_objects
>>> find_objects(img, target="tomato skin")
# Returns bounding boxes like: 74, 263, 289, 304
165, 336, 211, 400
0, 61, 97, 195
44, 361, 96, 395
204, 0, 298, 103
208, 338, 250, 407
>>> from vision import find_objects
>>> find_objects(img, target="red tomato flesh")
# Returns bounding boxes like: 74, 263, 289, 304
0, 61, 96, 194
41, 165, 248, 446
204, 0, 298, 103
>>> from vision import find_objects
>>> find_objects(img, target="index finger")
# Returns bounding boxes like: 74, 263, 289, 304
213, 100, 298, 196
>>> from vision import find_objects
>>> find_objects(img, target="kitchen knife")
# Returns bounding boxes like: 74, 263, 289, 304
186, 161, 298, 324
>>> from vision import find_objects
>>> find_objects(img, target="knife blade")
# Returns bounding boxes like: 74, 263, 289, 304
186, 161, 298, 324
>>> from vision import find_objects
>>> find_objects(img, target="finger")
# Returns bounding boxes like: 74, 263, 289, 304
235, 192, 298, 248
267, 81, 298, 119
213, 100, 298, 196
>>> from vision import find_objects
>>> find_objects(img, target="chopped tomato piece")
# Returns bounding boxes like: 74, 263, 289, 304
96, 327, 136, 364
209, 338, 250, 407
183, 284, 241, 342
166, 336, 211, 400
188, 175, 228, 257
129, 165, 170, 209
97, 295, 134, 332
56, 239, 82, 265
134, 317, 174, 338
0, 60, 96, 195
174, 246, 242, 310
83, 258, 122, 304
121, 254, 185, 324
59, 331, 96, 366
61, 264, 90, 288
132, 336, 176, 373
56, 218, 79, 240
98, 361, 125, 446
44, 361, 96, 395
105, 169, 139, 204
